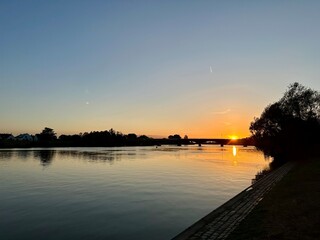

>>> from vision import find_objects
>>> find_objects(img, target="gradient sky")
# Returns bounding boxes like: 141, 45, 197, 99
1, 1, 320, 138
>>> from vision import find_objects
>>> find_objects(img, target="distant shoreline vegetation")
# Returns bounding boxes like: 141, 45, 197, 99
1, 83, 319, 166
0, 129, 253, 148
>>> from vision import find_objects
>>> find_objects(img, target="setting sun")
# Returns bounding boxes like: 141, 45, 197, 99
229, 135, 239, 140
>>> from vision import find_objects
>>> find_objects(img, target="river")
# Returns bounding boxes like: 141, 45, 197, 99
0, 145, 269, 240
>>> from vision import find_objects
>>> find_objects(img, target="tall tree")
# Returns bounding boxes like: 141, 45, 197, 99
250, 83, 320, 162
37, 127, 57, 146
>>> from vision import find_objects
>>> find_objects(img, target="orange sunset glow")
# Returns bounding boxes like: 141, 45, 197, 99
1, 1, 319, 139
1, 2, 319, 240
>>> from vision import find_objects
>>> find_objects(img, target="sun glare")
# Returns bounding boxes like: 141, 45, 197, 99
229, 135, 238, 140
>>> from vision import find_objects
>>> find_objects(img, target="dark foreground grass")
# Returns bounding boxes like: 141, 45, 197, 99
227, 153, 320, 240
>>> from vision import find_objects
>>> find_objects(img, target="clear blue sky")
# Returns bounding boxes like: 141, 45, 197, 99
1, 0, 319, 137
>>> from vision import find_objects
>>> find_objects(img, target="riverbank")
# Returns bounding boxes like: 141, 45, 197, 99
171, 161, 294, 240
226, 151, 320, 240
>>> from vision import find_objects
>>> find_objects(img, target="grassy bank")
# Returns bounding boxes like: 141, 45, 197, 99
227, 151, 320, 240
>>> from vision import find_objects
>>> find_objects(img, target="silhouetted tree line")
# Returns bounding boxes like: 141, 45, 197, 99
0, 127, 256, 148
57, 129, 157, 147
250, 82, 320, 164
0, 128, 159, 148
37, 131, 190, 147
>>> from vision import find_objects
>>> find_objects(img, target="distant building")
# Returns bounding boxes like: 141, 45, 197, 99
0, 134, 15, 140
16, 134, 38, 142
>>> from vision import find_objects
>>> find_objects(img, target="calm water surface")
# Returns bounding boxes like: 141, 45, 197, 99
0, 146, 269, 240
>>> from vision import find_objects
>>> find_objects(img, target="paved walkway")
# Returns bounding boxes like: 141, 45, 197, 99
171, 162, 295, 240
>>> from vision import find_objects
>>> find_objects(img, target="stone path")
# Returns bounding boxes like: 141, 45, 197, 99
171, 162, 295, 240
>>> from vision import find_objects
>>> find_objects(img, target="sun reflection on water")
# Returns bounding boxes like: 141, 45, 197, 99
232, 146, 237, 157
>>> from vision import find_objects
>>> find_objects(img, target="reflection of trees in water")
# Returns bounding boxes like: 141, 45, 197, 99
14, 150, 32, 159
33, 150, 55, 166
0, 150, 13, 160
57, 150, 138, 164
0, 149, 140, 165
85, 152, 117, 163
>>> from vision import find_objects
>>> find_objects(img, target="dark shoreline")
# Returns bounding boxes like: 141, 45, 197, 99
171, 145, 319, 240
0, 138, 254, 149
226, 148, 320, 240
171, 162, 294, 240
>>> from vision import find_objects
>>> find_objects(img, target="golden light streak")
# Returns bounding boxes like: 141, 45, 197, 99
232, 146, 237, 157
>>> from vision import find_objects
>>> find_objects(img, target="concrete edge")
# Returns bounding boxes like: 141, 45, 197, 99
170, 163, 293, 240
171, 185, 253, 240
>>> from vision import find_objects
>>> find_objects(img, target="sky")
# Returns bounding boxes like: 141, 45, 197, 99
1, 1, 319, 138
